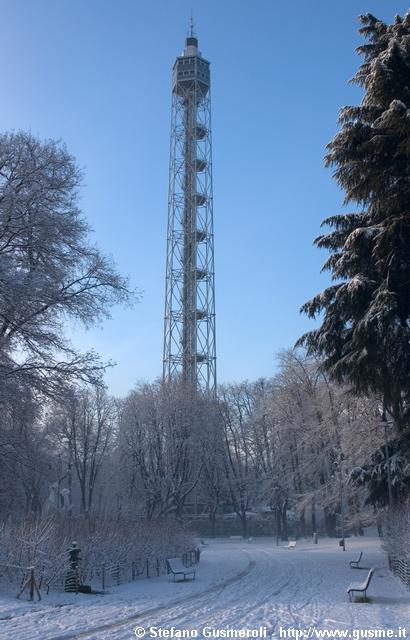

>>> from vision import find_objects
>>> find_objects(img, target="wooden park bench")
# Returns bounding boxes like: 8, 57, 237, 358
347, 568, 374, 602
349, 552, 363, 569
286, 541, 296, 550
166, 558, 196, 582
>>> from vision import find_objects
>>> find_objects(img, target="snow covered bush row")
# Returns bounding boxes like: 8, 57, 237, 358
0, 514, 196, 592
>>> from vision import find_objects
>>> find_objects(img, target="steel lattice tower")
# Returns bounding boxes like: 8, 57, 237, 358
163, 31, 216, 395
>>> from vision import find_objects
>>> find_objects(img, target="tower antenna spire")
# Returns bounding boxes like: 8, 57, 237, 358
189, 13, 195, 38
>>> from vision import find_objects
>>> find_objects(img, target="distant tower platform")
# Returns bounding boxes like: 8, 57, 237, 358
163, 30, 216, 395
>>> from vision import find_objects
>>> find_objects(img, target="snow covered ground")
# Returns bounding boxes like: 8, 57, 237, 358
0, 535, 409, 640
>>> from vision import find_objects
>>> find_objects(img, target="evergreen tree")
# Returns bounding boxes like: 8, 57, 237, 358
298, 13, 410, 430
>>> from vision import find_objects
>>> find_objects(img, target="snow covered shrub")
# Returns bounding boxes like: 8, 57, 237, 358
0, 514, 195, 593
67, 516, 196, 587
0, 517, 67, 592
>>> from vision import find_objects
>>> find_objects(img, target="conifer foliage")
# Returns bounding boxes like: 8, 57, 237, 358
298, 13, 410, 430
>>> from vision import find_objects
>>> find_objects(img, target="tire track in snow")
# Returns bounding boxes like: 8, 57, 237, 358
48, 551, 256, 640
283, 554, 322, 629
133, 546, 297, 637
5, 541, 384, 640
156, 548, 294, 634
52, 546, 289, 639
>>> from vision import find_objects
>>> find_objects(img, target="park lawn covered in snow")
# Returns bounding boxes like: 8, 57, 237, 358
0, 536, 409, 640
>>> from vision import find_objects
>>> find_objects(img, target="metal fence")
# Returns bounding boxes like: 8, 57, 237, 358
89, 548, 200, 590
0, 562, 26, 587
27, 547, 201, 593
0, 563, 42, 600
388, 556, 410, 589
85, 556, 169, 590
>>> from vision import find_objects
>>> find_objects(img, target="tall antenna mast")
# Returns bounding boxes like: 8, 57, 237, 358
163, 31, 217, 396
189, 14, 195, 37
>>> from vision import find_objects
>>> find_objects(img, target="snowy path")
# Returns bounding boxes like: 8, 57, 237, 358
0, 537, 409, 640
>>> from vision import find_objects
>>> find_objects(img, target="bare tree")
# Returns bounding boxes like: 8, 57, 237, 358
201, 417, 226, 537
0, 131, 135, 398
219, 383, 257, 538
50, 386, 116, 513
120, 381, 208, 520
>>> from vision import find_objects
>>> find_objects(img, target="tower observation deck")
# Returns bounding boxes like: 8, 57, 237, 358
163, 33, 216, 395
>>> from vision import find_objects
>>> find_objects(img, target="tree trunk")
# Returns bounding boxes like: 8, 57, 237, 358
67, 452, 73, 515
80, 481, 86, 513
240, 513, 248, 538
209, 510, 217, 537
299, 507, 306, 537
281, 501, 288, 541
275, 507, 282, 542
324, 506, 336, 536
311, 500, 317, 533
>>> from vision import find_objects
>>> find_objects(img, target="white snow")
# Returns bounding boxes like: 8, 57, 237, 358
0, 536, 409, 640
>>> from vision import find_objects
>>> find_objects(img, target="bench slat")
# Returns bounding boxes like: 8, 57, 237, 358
349, 552, 363, 568
167, 558, 196, 582
347, 568, 374, 601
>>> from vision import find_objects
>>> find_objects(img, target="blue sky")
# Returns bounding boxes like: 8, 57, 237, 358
1, 1, 408, 396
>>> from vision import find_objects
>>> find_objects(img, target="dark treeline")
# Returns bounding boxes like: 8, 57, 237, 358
0, 350, 395, 540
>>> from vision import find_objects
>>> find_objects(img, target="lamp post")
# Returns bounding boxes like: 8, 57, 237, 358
380, 411, 393, 507
333, 458, 345, 551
